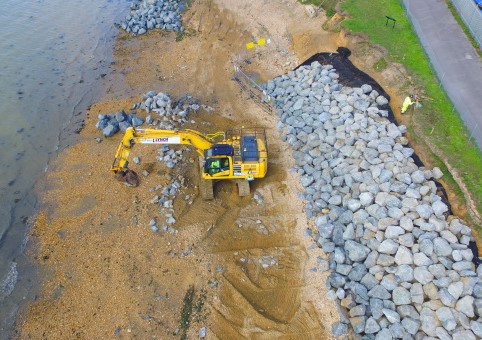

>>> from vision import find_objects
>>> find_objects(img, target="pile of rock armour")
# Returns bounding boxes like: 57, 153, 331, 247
121, 0, 184, 35
96, 110, 145, 137
263, 61, 482, 339
96, 91, 202, 137
138, 91, 200, 129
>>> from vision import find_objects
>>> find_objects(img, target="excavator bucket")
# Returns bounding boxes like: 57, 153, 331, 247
115, 169, 140, 187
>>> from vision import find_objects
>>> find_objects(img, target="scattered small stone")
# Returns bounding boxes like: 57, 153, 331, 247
253, 191, 264, 205
331, 322, 348, 337
199, 326, 207, 338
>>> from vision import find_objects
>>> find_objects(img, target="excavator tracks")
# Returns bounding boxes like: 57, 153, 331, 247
236, 179, 250, 197
199, 156, 214, 200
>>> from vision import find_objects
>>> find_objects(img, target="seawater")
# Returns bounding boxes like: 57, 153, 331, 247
0, 0, 129, 336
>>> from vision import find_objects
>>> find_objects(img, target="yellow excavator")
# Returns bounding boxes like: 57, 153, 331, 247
112, 127, 268, 199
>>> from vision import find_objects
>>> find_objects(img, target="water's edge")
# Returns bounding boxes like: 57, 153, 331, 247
0, 1, 130, 337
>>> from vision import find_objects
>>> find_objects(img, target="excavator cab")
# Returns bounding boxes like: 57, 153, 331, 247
204, 157, 230, 176
203, 143, 233, 176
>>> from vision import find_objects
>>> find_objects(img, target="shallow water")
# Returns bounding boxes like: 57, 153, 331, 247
0, 0, 128, 335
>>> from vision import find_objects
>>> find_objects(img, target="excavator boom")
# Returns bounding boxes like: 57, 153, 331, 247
112, 127, 216, 174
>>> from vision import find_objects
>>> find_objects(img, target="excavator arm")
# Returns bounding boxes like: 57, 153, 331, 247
112, 127, 220, 186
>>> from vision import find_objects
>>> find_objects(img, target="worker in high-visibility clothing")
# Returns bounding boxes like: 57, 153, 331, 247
211, 159, 221, 171
401, 94, 415, 114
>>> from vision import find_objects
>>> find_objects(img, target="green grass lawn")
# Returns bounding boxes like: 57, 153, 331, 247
341, 0, 482, 228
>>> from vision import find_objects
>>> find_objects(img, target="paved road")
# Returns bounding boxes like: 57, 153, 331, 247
403, 0, 482, 150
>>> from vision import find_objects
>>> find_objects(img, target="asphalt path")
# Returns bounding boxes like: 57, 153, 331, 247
403, 0, 482, 150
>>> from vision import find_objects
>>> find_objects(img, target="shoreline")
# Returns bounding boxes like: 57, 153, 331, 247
0, 1, 128, 336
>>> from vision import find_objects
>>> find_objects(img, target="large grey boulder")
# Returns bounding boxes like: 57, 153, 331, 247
365, 317, 381, 334
456, 295, 475, 318
419, 239, 434, 256
413, 253, 433, 266
410, 283, 424, 304
471, 320, 482, 338
385, 226, 405, 239
448, 282, 464, 300
435, 307, 456, 331
452, 330, 476, 340
416, 204, 433, 219
131, 115, 145, 127
378, 239, 399, 254
350, 316, 366, 334
420, 307, 440, 337
331, 322, 348, 337
374, 328, 393, 340
433, 238, 453, 257
439, 288, 457, 308
401, 317, 420, 335
103, 124, 119, 137
414, 267, 434, 285
394, 246, 413, 265
382, 308, 401, 323
432, 167, 444, 179
396, 265, 414, 282
345, 240, 370, 262
393, 287, 411, 305
368, 285, 391, 300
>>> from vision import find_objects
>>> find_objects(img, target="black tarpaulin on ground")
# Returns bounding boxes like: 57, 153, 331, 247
296, 47, 408, 155
297, 47, 391, 113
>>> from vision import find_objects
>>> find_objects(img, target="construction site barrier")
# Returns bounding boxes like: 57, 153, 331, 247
232, 62, 273, 114
403, 1, 482, 149
452, 0, 482, 47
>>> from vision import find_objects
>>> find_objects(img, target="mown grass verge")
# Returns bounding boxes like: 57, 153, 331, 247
341, 0, 482, 229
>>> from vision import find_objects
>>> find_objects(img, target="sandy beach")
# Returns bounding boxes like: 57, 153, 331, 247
14, 1, 342, 338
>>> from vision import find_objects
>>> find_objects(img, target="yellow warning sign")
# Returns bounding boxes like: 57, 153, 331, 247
245, 38, 270, 50
257, 38, 266, 46
246, 42, 256, 50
